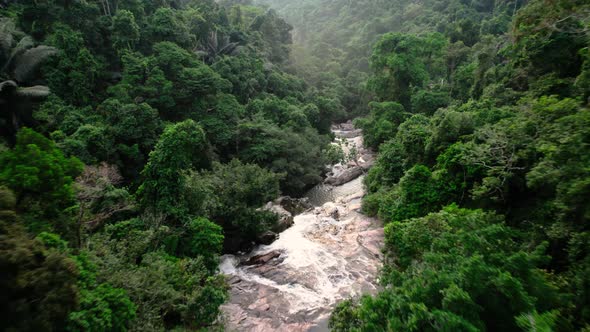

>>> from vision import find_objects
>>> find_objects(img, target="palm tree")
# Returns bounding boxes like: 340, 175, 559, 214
1, 18, 57, 140
194, 30, 240, 64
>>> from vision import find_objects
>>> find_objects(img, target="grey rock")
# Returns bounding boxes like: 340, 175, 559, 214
275, 196, 313, 215
324, 166, 364, 186
257, 231, 278, 245
243, 250, 282, 266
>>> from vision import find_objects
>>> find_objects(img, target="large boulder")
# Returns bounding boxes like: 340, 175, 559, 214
324, 166, 364, 186
321, 202, 341, 220
257, 231, 278, 245
243, 250, 282, 266
264, 202, 294, 233
263, 196, 312, 235
274, 196, 312, 215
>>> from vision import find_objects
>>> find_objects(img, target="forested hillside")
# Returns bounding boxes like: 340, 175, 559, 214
257, 0, 528, 117
257, 0, 589, 330
1, 0, 589, 331
0, 0, 344, 330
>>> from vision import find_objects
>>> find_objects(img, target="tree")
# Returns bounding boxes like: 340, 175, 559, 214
395, 114, 431, 168
98, 98, 162, 179
111, 10, 140, 52
377, 165, 444, 222
237, 115, 327, 195
147, 7, 192, 48
138, 120, 211, 220
67, 254, 136, 332
364, 140, 405, 193
331, 206, 561, 331
43, 24, 102, 106
0, 19, 57, 139
369, 33, 430, 109
183, 159, 280, 248
0, 187, 80, 332
0, 128, 83, 237
355, 101, 408, 149
74, 163, 134, 247
195, 30, 240, 64
180, 217, 224, 272
411, 89, 450, 116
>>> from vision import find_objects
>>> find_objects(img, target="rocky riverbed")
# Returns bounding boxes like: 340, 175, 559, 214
219, 123, 383, 331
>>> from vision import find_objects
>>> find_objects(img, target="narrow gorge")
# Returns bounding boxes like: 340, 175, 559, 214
220, 124, 384, 331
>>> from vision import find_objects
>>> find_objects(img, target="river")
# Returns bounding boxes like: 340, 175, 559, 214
219, 123, 384, 331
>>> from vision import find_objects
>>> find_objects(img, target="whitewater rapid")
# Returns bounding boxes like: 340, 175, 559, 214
220, 124, 383, 331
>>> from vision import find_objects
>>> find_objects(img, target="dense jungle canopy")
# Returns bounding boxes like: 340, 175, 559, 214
0, 0, 589, 331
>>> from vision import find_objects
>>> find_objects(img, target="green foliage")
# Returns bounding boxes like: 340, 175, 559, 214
369, 33, 445, 110
138, 119, 210, 220
355, 101, 407, 149
87, 238, 227, 330
1, 0, 346, 329
3, 0, 590, 330
0, 19, 57, 137
148, 7, 192, 48
43, 24, 103, 106
516, 310, 560, 332
395, 114, 432, 167
411, 89, 450, 116
0, 128, 83, 236
36, 231, 69, 251
364, 140, 405, 193
184, 159, 280, 247
180, 217, 224, 272
67, 283, 136, 332
111, 10, 140, 52
377, 165, 445, 222
212, 53, 267, 103
331, 206, 561, 331
0, 186, 79, 332
237, 114, 328, 195
320, 0, 590, 329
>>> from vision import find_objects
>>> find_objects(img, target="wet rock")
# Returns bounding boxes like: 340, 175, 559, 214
358, 153, 375, 170
333, 120, 355, 131
228, 275, 242, 284
263, 202, 294, 232
322, 202, 340, 220
334, 128, 362, 138
357, 229, 385, 259
244, 250, 282, 266
348, 202, 362, 212
325, 166, 364, 186
275, 196, 313, 215
224, 234, 256, 253
262, 197, 312, 235
257, 231, 279, 245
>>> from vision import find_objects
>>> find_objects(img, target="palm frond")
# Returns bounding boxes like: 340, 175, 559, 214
2, 36, 34, 76
11, 36, 34, 57
15, 85, 51, 99
218, 42, 239, 57
0, 18, 15, 55
13, 45, 58, 83
0, 79, 17, 95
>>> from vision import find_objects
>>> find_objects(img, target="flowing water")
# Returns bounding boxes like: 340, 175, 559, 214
220, 125, 383, 331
